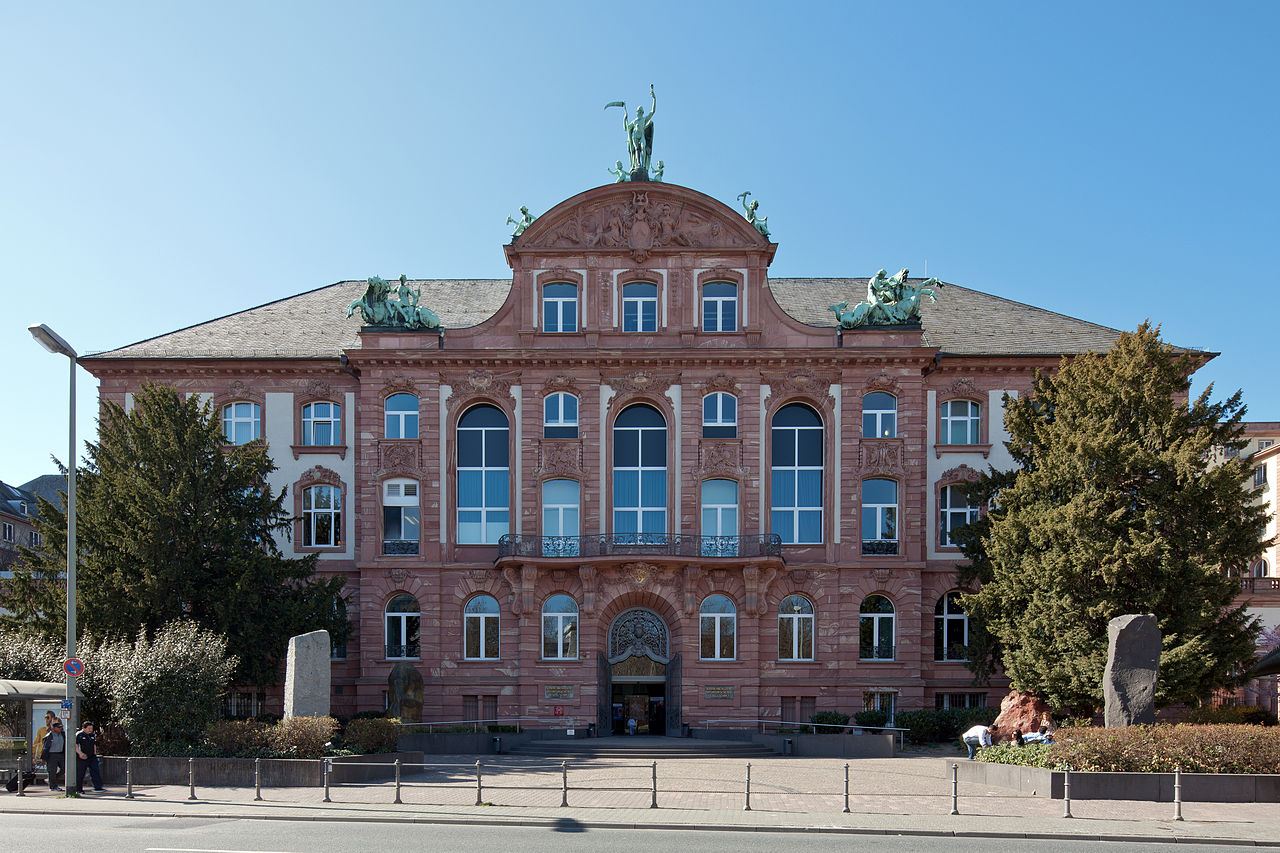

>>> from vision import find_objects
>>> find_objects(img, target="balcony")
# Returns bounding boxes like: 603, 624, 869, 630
385, 642, 420, 659
1239, 577, 1280, 594
382, 539, 420, 556
497, 534, 783, 560
862, 539, 899, 556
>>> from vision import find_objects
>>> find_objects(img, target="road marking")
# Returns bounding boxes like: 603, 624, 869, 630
145, 849, 303, 853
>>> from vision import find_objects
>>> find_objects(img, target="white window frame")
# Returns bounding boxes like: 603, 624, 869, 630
302, 401, 342, 446
778, 594, 815, 662
702, 392, 738, 438
464, 595, 501, 660
542, 282, 579, 333
302, 484, 342, 548
862, 392, 897, 439
612, 407, 667, 537
541, 479, 580, 557
384, 594, 420, 660
457, 406, 510, 545
1255, 465, 1268, 488
222, 401, 261, 445
700, 479, 739, 556
382, 479, 420, 555
622, 282, 658, 332
940, 399, 981, 445
859, 595, 895, 660
699, 594, 737, 661
541, 594, 579, 660
771, 406, 824, 544
934, 592, 969, 662
384, 393, 419, 440
939, 484, 979, 547
543, 392, 579, 438
701, 281, 737, 332
861, 478, 899, 555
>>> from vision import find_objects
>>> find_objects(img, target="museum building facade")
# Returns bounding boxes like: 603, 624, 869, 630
82, 180, 1129, 731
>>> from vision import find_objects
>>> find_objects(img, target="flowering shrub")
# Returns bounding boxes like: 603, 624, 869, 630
343, 717, 401, 753
268, 715, 339, 758
979, 724, 1280, 773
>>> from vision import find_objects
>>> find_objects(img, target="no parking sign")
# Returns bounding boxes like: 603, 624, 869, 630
63, 658, 84, 678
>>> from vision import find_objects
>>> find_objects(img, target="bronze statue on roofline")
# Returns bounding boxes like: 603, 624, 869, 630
828, 268, 942, 328
347, 275, 441, 330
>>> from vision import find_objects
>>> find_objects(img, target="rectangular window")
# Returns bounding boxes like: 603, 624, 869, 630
1255, 466, 1268, 488
382, 480, 420, 555
2, 523, 12, 542
701, 282, 737, 332
935, 693, 987, 711
700, 479, 739, 556
29, 531, 41, 548
940, 400, 981, 445
542, 480, 580, 557
542, 283, 578, 333
861, 479, 898, 555
1260, 440, 1275, 450
702, 393, 738, 438
622, 282, 658, 332
862, 691, 896, 725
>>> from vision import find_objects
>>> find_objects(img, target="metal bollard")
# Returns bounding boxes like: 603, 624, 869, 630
1173, 766, 1183, 821
1063, 767, 1073, 818
126, 757, 135, 799
950, 762, 960, 815
475, 760, 483, 806
16, 769, 24, 797
561, 760, 569, 807
253, 757, 261, 802
744, 762, 752, 811
844, 763, 851, 814
188, 757, 197, 801
323, 758, 331, 803
394, 759, 402, 805
650, 760, 658, 809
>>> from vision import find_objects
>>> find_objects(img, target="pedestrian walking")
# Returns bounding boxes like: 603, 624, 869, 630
74, 721, 104, 793
41, 719, 66, 790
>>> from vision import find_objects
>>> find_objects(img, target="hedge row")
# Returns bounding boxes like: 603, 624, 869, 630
201, 716, 400, 758
979, 724, 1280, 774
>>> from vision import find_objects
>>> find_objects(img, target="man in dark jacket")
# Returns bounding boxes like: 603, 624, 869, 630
73, 721, 103, 793
40, 720, 66, 791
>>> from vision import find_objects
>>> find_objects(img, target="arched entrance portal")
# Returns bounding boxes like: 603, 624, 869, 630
598, 608, 680, 736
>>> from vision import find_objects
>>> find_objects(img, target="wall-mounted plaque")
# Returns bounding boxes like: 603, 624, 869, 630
704, 685, 735, 700
544, 684, 575, 700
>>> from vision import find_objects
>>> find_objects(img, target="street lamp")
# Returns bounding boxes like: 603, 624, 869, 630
28, 323, 78, 794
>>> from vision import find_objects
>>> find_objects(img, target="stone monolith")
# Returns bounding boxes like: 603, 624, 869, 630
387, 661, 423, 722
1103, 614, 1160, 727
284, 629, 331, 718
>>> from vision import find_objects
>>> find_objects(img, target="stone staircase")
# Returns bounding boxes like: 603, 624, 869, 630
507, 735, 778, 759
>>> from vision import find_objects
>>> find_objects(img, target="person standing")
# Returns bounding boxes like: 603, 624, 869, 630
40, 719, 66, 791
961, 723, 996, 760
74, 721, 104, 793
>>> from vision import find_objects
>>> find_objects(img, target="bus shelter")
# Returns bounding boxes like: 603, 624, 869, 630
0, 680, 70, 785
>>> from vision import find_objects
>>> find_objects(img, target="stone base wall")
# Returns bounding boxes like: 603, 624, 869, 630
950, 759, 1280, 802
99, 752, 424, 788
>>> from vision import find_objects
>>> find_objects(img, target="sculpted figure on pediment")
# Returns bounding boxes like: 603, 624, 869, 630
442, 369, 515, 411
864, 370, 901, 396
944, 377, 981, 400
525, 189, 753, 255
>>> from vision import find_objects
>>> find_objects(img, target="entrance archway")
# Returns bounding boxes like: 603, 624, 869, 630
598, 608, 679, 736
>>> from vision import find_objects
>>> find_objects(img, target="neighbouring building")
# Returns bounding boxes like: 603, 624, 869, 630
0, 480, 42, 579
81, 177, 1204, 731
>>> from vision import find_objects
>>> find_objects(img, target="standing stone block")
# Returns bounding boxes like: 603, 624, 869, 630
388, 662, 423, 722
1104, 614, 1160, 727
284, 630, 331, 719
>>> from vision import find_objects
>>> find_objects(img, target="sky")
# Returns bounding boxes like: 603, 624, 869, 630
2, 1, 1277, 486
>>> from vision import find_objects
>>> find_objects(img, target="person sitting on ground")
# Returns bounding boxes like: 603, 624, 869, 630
1013, 727, 1025, 747
961, 723, 996, 760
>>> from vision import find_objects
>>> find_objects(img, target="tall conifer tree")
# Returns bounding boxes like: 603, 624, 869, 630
3, 383, 349, 688
956, 324, 1265, 712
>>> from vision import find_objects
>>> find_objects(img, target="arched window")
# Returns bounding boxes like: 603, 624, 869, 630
464, 594, 500, 660
700, 479, 738, 556
622, 282, 658, 332
779, 595, 814, 661
934, 592, 969, 661
702, 281, 737, 332
859, 595, 895, 660
612, 405, 667, 538
543, 282, 578, 333
385, 393, 419, 439
302, 484, 341, 547
222, 402, 261, 445
1254, 559, 1271, 578
302, 401, 341, 446
771, 404, 823, 544
457, 405, 509, 544
385, 594, 420, 660
702, 392, 737, 438
861, 479, 898, 555
939, 484, 979, 548
382, 478, 420, 555
941, 399, 981, 445
541, 479, 580, 557
542, 594, 578, 660
544, 392, 579, 438
700, 594, 737, 660
862, 392, 897, 439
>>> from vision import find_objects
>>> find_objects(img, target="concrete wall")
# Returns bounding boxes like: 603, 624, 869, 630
950, 759, 1280, 802
99, 752, 423, 787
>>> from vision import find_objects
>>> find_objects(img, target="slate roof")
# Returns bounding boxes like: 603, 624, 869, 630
20, 475, 66, 510
0, 480, 38, 522
86, 277, 1126, 361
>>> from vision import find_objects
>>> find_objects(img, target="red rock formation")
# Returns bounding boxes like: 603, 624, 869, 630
992, 690, 1054, 740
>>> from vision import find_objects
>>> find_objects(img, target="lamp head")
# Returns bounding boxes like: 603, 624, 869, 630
28, 323, 77, 358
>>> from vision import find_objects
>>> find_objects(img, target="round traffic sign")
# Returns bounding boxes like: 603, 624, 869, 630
63, 658, 84, 678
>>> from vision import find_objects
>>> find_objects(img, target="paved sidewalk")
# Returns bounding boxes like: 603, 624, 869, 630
4, 756, 1278, 846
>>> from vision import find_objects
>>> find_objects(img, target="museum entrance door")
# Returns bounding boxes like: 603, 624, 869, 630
602, 608, 677, 736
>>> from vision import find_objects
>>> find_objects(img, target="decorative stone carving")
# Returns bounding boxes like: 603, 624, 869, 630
939, 464, 982, 485
520, 564, 538, 617
501, 566, 522, 615
284, 630, 331, 719
697, 372, 740, 397
380, 375, 417, 397
944, 377, 981, 400
682, 565, 702, 617
387, 662, 423, 723
579, 564, 597, 614
742, 564, 778, 617
534, 439, 584, 479
762, 368, 836, 413
542, 374, 583, 396
605, 369, 677, 412
859, 440, 906, 477
871, 566, 894, 584
864, 370, 901, 396
622, 561, 657, 588
304, 378, 334, 401
1104, 614, 1160, 727
387, 567, 410, 585
443, 369, 515, 411
378, 441, 421, 477
691, 441, 748, 481
298, 465, 341, 487
608, 608, 669, 662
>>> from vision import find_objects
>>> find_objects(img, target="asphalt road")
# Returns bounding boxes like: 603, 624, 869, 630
0, 815, 1248, 853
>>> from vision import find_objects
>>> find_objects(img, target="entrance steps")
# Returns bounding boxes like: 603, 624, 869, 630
508, 735, 779, 759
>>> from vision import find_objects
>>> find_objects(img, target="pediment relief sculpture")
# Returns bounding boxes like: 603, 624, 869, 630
864, 370, 901, 396
762, 368, 837, 412
442, 369, 515, 411
939, 464, 982, 485
697, 372, 740, 397
298, 464, 342, 487
943, 377, 982, 400
859, 441, 907, 476
534, 439, 584, 478
691, 441, 748, 481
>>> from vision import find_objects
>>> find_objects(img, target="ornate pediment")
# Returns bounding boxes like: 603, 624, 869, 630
762, 368, 837, 413
380, 375, 417, 397
303, 378, 334, 401
864, 370, 901, 396
943, 377, 981, 400
542, 374, 583, 396
696, 372, 740, 397
939, 464, 982, 485
376, 440, 421, 479
443, 369, 515, 411
605, 369, 677, 412
298, 464, 341, 487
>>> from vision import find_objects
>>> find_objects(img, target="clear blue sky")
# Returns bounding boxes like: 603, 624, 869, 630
3, 2, 1277, 485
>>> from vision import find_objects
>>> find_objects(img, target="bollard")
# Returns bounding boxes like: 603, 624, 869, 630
188, 757, 197, 801
950, 763, 959, 816
323, 758, 331, 803
844, 763, 851, 814
394, 759, 402, 805
1063, 767, 1073, 818
561, 760, 569, 807
475, 760, 483, 806
126, 757, 135, 799
16, 769, 24, 797
253, 757, 262, 802
650, 760, 658, 809
744, 762, 752, 811
1174, 766, 1183, 821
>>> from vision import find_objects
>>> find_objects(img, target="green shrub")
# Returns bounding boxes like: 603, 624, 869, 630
1185, 705, 1277, 726
979, 724, 1280, 774
344, 717, 401, 753
268, 716, 339, 758
204, 720, 270, 757
853, 710, 888, 729
810, 711, 850, 734
894, 710, 942, 744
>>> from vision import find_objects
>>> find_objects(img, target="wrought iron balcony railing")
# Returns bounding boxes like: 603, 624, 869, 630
497, 533, 783, 560
385, 643, 420, 660
382, 539, 420, 556
861, 538, 899, 556
859, 643, 896, 661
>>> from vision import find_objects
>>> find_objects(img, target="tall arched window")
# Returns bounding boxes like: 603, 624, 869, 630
544, 392, 579, 438
542, 282, 578, 333
541, 479, 580, 557
385, 594, 420, 660
302, 401, 341, 446
939, 484, 979, 547
702, 392, 737, 438
222, 402, 261, 445
622, 282, 658, 332
779, 595, 814, 661
859, 595, 895, 660
385, 393, 419, 439
541, 594, 579, 660
771, 404, 823, 544
934, 592, 969, 661
457, 405, 509, 544
701, 281, 737, 332
862, 478, 898, 555
464, 594, 500, 660
700, 594, 737, 660
700, 479, 739, 556
302, 484, 341, 547
862, 392, 897, 438
612, 405, 667, 538
1254, 559, 1271, 578
941, 399, 981, 445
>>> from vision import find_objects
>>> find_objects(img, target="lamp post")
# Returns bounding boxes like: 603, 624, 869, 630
28, 323, 78, 794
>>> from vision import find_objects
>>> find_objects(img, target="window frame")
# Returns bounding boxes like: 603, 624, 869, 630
701, 281, 738, 333
301, 483, 342, 548
861, 478, 899, 556
456, 404, 511, 545
770, 404, 824, 545
621, 282, 658, 332
541, 479, 581, 557
1, 522, 12, 542
702, 392, 738, 438
542, 282, 579, 333
464, 594, 501, 661
382, 478, 421, 555
940, 399, 981, 445
700, 478, 739, 557
541, 594, 579, 660
939, 483, 980, 548
384, 393, 419, 440
543, 392, 579, 439
934, 592, 969, 662
778, 594, 815, 662
384, 594, 420, 660
612, 404, 668, 537
699, 594, 737, 661
221, 401, 262, 445
862, 392, 898, 439
301, 401, 342, 446
859, 595, 896, 660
